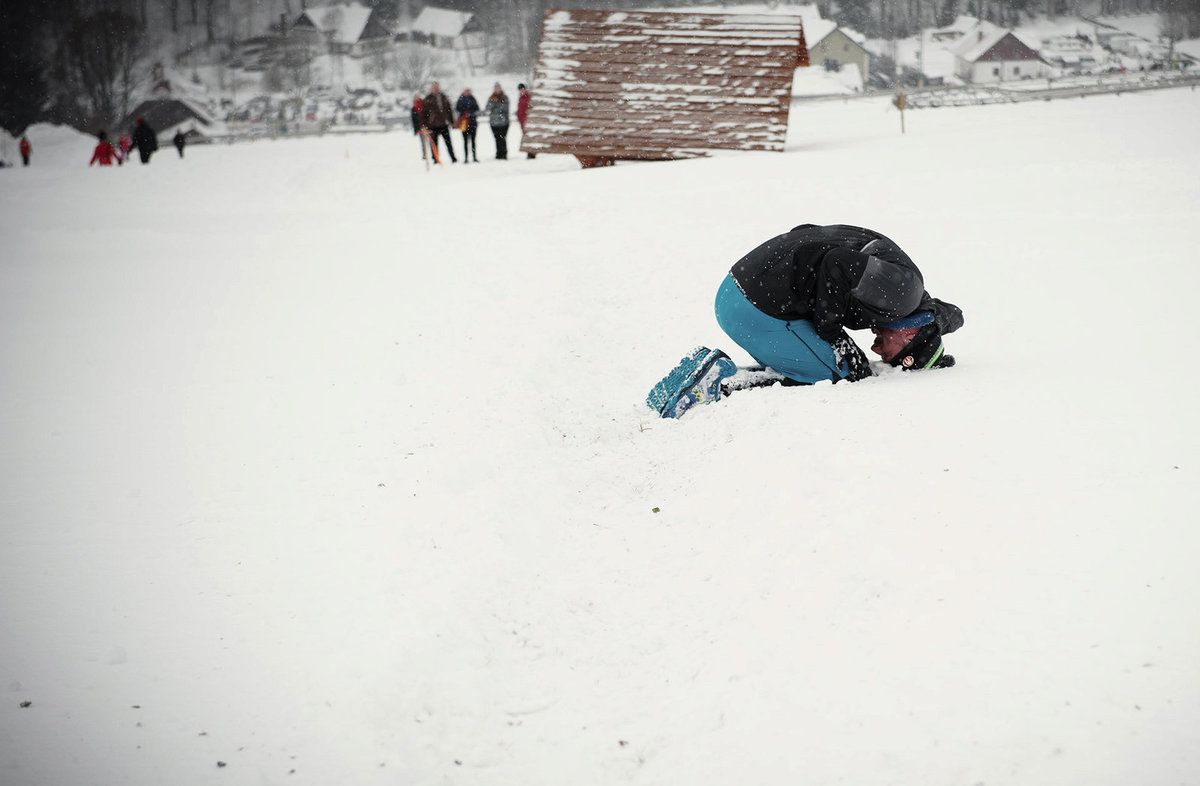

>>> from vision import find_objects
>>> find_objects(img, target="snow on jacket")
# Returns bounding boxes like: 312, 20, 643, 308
730, 223, 964, 341
516, 91, 531, 129
484, 93, 509, 127
90, 141, 120, 166
132, 122, 158, 154
455, 94, 480, 131
420, 92, 453, 130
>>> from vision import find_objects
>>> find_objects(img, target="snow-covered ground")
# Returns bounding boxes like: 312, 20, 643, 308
2, 88, 1199, 786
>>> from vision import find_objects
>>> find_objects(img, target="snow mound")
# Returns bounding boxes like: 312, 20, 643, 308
1, 123, 95, 168
792, 65, 860, 95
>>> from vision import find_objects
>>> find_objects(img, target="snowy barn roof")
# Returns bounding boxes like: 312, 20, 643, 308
662, 4, 861, 50
121, 97, 222, 136
297, 3, 379, 45
410, 7, 476, 38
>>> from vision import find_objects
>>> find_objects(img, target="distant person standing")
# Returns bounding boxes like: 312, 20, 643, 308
484, 83, 509, 160
89, 131, 121, 166
173, 129, 186, 158
410, 93, 427, 161
131, 116, 158, 164
455, 87, 480, 164
517, 83, 536, 159
118, 131, 132, 163
410, 93, 424, 133
420, 81, 456, 164
19, 135, 31, 166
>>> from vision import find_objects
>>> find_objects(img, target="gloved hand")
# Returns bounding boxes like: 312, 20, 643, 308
831, 333, 873, 382
891, 324, 954, 370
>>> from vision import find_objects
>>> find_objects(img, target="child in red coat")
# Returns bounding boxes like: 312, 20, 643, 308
118, 132, 132, 162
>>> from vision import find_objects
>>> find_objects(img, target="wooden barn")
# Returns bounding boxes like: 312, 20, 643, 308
521, 9, 808, 167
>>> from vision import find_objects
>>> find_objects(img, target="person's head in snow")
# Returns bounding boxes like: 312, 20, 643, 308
430, 81, 441, 96
715, 223, 963, 386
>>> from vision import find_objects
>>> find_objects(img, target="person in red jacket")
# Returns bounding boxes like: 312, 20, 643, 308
516, 83, 535, 159
89, 131, 121, 166
19, 135, 31, 166
410, 93, 426, 161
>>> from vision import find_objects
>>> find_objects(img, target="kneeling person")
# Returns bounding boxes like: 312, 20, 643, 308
717, 223, 961, 386
648, 223, 963, 417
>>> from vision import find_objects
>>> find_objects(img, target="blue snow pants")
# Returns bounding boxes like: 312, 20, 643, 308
714, 274, 847, 384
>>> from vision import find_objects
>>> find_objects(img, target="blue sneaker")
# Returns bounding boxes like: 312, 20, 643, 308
647, 347, 737, 418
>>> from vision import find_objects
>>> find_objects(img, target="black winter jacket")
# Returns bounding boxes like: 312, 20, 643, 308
132, 123, 158, 154
455, 94, 480, 131
730, 223, 964, 341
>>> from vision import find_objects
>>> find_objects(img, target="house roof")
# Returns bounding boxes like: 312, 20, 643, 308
930, 15, 981, 40
951, 21, 1044, 63
122, 97, 217, 133
792, 3, 836, 47
951, 21, 1008, 61
410, 7, 474, 38
841, 26, 868, 46
1176, 39, 1200, 60
298, 3, 377, 45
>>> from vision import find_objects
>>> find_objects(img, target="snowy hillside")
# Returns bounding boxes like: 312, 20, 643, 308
2, 89, 1199, 786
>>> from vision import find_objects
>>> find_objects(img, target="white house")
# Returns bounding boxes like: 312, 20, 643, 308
395, 7, 487, 71
793, 4, 870, 83
293, 2, 392, 58
1039, 34, 1104, 75
952, 22, 1047, 83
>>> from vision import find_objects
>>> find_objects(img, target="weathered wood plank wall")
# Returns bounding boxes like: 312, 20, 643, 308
521, 9, 809, 165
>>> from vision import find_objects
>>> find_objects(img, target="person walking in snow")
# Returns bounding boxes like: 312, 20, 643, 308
484, 83, 509, 160
716, 223, 963, 385
131, 116, 158, 164
173, 129, 187, 158
117, 131, 132, 163
516, 83, 535, 159
19, 135, 31, 166
455, 87, 480, 164
420, 81, 456, 164
89, 131, 121, 167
